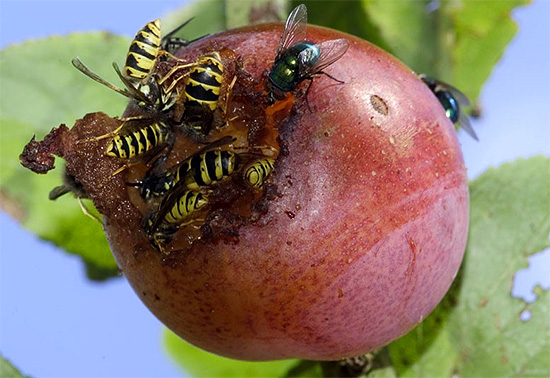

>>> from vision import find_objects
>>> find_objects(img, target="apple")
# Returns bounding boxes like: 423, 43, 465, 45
25, 24, 469, 361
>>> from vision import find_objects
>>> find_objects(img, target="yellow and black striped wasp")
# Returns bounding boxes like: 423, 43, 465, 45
129, 135, 277, 200
266, 4, 349, 102
142, 185, 210, 252
419, 74, 478, 141
159, 52, 236, 138
72, 19, 198, 114
128, 135, 238, 200
243, 158, 275, 189
78, 116, 174, 180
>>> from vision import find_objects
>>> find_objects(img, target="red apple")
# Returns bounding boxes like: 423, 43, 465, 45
26, 24, 469, 361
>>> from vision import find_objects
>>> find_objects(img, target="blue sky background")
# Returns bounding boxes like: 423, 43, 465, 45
1, 0, 549, 377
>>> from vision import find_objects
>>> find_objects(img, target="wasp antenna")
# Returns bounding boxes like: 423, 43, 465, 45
72, 57, 132, 98
164, 18, 195, 39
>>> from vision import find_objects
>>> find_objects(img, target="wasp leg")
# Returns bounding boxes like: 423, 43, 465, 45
157, 49, 191, 63
78, 198, 102, 224
76, 124, 125, 144
223, 75, 238, 115
157, 62, 198, 86
76, 115, 151, 144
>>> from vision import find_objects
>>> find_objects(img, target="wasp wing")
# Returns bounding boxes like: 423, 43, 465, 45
275, 4, 308, 60
196, 135, 236, 154
114, 116, 158, 135
148, 183, 189, 233
297, 38, 349, 79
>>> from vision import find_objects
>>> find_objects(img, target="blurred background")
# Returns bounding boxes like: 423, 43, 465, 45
1, 0, 549, 377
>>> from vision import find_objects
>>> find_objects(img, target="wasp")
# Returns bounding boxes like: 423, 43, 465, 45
159, 52, 234, 137
266, 4, 349, 101
419, 74, 478, 141
71, 19, 198, 113
128, 136, 237, 200
78, 117, 173, 179
243, 158, 275, 189
143, 187, 209, 252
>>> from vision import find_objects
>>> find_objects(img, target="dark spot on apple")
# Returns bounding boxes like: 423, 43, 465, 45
370, 94, 388, 115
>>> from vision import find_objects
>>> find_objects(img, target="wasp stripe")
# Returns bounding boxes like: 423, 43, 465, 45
189, 69, 223, 87
139, 128, 150, 151
119, 136, 130, 159
137, 129, 148, 154
128, 134, 139, 157
129, 41, 157, 61
185, 85, 219, 106
205, 151, 220, 183
199, 56, 223, 75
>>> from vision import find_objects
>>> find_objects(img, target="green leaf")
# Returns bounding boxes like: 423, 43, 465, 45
301, 0, 526, 103
163, 0, 289, 38
225, 0, 288, 28
360, 0, 437, 74
0, 354, 29, 378
388, 156, 550, 377
387, 303, 457, 378
296, 0, 391, 52
0, 33, 130, 279
447, 0, 529, 101
163, 0, 226, 42
164, 329, 304, 377
449, 156, 550, 377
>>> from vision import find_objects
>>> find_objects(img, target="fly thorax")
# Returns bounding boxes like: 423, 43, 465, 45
436, 91, 459, 123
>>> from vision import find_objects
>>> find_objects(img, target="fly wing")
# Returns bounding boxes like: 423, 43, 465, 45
297, 38, 349, 79
434, 80, 471, 107
457, 111, 479, 141
275, 4, 308, 60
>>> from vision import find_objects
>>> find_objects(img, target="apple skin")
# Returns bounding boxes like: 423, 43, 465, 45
103, 24, 469, 361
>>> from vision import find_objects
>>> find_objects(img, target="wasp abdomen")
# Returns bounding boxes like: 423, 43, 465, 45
125, 20, 162, 80
165, 190, 208, 224
184, 53, 224, 111
244, 158, 275, 189
106, 121, 170, 160
185, 150, 237, 189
